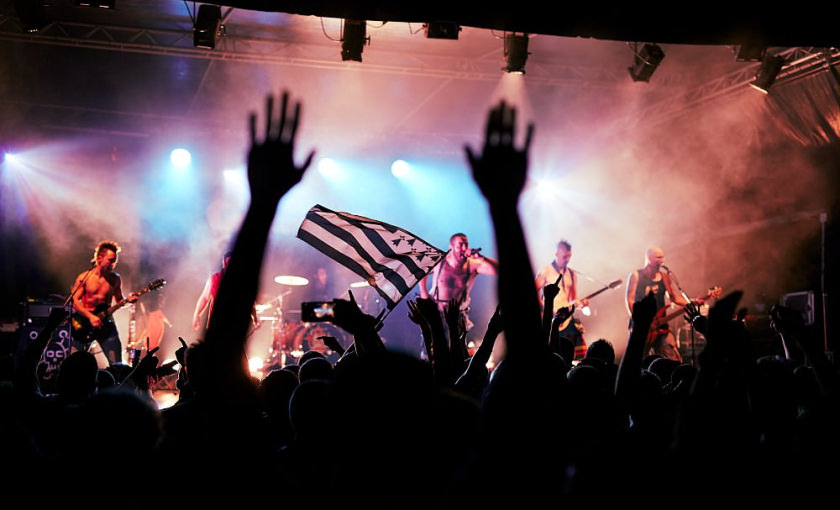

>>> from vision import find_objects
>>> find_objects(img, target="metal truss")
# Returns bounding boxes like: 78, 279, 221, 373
2, 11, 837, 139
618, 47, 840, 133
0, 13, 627, 84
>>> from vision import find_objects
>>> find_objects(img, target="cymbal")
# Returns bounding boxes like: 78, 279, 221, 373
274, 275, 309, 286
350, 280, 370, 288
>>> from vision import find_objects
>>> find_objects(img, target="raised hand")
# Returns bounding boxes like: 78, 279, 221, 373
683, 300, 707, 334
543, 274, 561, 308
769, 303, 806, 338
407, 299, 430, 331
552, 305, 575, 329
174, 336, 189, 365
331, 290, 378, 336
47, 306, 70, 329
319, 335, 345, 355
465, 100, 534, 208
247, 90, 315, 208
486, 303, 503, 337
443, 298, 465, 339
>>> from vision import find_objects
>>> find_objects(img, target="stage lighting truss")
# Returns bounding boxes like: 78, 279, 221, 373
74, 0, 115, 8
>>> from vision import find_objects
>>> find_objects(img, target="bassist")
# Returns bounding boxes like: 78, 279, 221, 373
625, 246, 689, 362
70, 240, 137, 364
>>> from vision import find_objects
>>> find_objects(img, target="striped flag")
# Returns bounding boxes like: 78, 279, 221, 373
297, 204, 445, 310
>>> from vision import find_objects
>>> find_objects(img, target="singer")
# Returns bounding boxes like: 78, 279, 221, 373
419, 232, 499, 332
624, 245, 689, 361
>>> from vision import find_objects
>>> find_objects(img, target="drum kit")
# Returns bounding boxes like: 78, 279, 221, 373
261, 274, 351, 369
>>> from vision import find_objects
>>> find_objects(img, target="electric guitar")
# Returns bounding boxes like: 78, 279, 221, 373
553, 278, 623, 330
645, 286, 722, 349
71, 278, 166, 346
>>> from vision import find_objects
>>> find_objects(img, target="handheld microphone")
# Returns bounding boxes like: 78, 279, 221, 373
90, 260, 97, 267
469, 248, 482, 257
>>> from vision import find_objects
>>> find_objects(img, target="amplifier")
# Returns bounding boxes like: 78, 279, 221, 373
780, 291, 815, 326
18, 301, 73, 394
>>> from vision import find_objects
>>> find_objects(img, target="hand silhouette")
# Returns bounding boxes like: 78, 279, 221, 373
543, 274, 562, 306
247, 90, 315, 208
465, 100, 534, 208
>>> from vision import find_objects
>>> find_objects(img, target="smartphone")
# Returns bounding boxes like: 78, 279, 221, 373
301, 301, 335, 322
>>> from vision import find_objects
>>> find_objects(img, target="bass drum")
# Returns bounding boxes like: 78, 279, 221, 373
294, 322, 346, 357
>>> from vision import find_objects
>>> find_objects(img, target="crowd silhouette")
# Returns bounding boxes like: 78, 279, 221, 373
1, 90, 838, 509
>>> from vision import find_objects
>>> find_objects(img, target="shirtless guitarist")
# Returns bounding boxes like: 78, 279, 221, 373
70, 240, 138, 365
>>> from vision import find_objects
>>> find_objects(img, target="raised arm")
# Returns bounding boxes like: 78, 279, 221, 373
465, 100, 542, 358
204, 90, 314, 391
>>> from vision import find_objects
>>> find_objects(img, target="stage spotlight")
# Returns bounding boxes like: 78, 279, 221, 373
194, 4, 223, 49
11, 0, 50, 32
424, 21, 461, 40
318, 157, 339, 178
735, 44, 766, 62
341, 19, 368, 62
170, 148, 192, 168
391, 159, 409, 178
628, 43, 665, 82
503, 33, 529, 74
750, 54, 785, 93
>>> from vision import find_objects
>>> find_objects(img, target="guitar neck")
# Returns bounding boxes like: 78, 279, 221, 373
657, 304, 688, 324
575, 279, 621, 305
582, 287, 610, 302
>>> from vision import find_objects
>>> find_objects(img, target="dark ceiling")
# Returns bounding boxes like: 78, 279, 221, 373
199, 1, 840, 48
8, 0, 840, 48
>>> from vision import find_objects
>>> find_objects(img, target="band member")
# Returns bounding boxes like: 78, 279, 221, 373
535, 239, 589, 355
138, 292, 171, 352
625, 246, 689, 361
193, 251, 232, 332
193, 251, 258, 334
70, 240, 137, 364
419, 232, 499, 332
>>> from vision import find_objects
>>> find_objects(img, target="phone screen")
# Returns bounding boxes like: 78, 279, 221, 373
301, 301, 335, 322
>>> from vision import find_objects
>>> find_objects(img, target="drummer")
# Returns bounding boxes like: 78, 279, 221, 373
306, 266, 335, 303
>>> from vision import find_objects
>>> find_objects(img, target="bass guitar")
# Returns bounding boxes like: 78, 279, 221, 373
71, 278, 166, 346
554, 278, 623, 330
645, 286, 722, 349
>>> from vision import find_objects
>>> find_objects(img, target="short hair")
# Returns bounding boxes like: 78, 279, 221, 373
94, 240, 121, 260
557, 239, 572, 251
450, 233, 467, 244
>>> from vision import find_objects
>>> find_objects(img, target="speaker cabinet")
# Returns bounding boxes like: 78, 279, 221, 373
18, 302, 72, 394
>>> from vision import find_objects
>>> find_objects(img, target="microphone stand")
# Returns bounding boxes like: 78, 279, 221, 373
665, 266, 694, 364
61, 262, 96, 353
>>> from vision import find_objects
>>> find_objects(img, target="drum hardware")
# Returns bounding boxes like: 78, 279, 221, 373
274, 275, 309, 286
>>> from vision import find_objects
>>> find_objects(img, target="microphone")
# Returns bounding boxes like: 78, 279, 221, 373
469, 248, 482, 257
661, 265, 670, 273
90, 260, 96, 267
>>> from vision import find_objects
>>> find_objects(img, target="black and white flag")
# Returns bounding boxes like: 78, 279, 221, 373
297, 204, 445, 309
